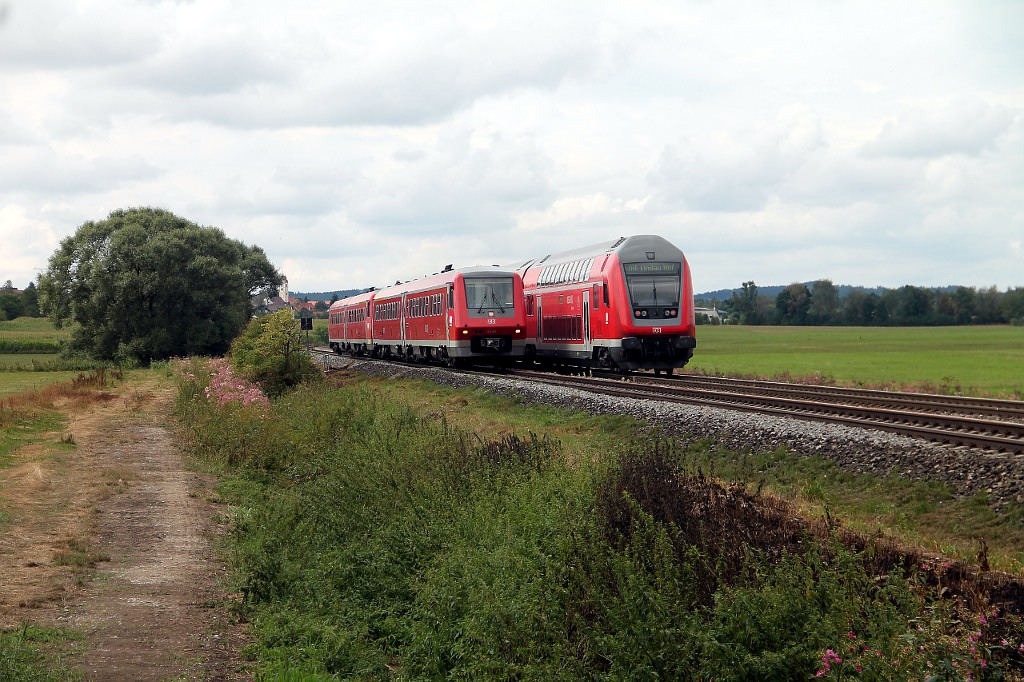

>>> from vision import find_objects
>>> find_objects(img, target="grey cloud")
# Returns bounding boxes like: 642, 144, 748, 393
863, 98, 1015, 158
0, 1, 157, 70
114, 39, 290, 97
349, 129, 555, 233
646, 106, 827, 213
0, 149, 162, 194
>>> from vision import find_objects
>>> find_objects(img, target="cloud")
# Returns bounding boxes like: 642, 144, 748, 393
0, 0, 158, 70
0, 148, 163, 194
647, 106, 825, 212
347, 126, 556, 233
863, 98, 1014, 158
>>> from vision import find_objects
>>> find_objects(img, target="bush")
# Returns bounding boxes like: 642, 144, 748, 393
229, 311, 320, 397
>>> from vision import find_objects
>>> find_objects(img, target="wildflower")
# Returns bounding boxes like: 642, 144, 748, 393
979, 659, 987, 669
979, 613, 988, 626
848, 632, 856, 640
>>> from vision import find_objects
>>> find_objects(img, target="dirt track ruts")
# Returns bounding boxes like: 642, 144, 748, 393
0, 376, 247, 680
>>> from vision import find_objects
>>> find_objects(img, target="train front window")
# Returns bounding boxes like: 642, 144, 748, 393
465, 277, 515, 316
623, 262, 681, 308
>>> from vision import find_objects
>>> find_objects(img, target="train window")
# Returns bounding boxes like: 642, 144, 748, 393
526, 294, 535, 316
623, 262, 682, 308
465, 277, 514, 316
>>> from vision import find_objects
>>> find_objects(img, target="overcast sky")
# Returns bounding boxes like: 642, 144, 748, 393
1, 0, 1022, 296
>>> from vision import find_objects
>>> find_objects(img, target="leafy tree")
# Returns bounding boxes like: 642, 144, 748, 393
229, 310, 320, 396
775, 283, 811, 325
730, 281, 771, 325
809, 279, 839, 325
21, 281, 40, 317
839, 291, 879, 326
38, 207, 281, 364
1001, 287, 1024, 325
0, 280, 24, 321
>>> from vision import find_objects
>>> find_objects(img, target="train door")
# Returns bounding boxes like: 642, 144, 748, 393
583, 297, 591, 346
402, 294, 410, 351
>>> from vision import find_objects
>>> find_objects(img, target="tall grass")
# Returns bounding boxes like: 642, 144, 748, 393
0, 624, 79, 682
174, 363, 1024, 679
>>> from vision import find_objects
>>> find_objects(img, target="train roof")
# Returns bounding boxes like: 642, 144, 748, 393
332, 265, 518, 306
511, 234, 684, 272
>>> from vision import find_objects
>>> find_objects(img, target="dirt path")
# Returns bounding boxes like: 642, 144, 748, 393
0, 375, 247, 680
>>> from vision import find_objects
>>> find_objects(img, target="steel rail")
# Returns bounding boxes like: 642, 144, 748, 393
642, 374, 1024, 422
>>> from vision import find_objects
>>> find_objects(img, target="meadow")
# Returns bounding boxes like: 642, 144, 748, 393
0, 318, 67, 355
688, 325, 1024, 398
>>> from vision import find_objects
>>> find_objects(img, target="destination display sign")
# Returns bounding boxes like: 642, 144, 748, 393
622, 262, 680, 275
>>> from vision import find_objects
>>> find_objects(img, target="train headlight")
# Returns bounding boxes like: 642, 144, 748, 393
664, 309, 676, 317
461, 329, 469, 335
634, 310, 641, 318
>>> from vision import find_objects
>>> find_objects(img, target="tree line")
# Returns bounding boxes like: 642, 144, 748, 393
707, 280, 1024, 326
0, 280, 40, 320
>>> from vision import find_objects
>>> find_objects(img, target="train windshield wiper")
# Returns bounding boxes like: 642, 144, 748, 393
491, 290, 505, 313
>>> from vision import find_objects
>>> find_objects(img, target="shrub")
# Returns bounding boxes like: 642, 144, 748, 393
229, 311, 320, 397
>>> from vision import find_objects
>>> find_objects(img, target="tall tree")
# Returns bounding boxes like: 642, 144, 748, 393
730, 281, 768, 325
809, 279, 839, 324
38, 207, 281, 364
0, 280, 23, 321
21, 281, 40, 317
775, 282, 811, 325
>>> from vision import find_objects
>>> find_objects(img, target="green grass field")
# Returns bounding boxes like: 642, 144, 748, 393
687, 325, 1024, 398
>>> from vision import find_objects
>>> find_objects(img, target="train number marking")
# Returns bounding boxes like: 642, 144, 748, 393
653, 327, 662, 334
487, 318, 497, 325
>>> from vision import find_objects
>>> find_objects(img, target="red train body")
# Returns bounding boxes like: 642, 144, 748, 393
328, 266, 527, 365
514, 235, 696, 373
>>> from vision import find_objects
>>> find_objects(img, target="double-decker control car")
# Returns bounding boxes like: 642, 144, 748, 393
513, 235, 696, 374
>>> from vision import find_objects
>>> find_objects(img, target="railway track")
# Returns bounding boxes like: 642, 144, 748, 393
312, 350, 1024, 455
501, 369, 1024, 454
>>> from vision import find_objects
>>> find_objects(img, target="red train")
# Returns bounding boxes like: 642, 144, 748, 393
328, 266, 527, 365
513, 235, 696, 374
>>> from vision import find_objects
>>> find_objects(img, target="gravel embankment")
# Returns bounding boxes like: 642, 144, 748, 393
340, 358, 1024, 507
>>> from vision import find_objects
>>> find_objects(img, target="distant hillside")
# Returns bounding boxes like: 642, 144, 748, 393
291, 289, 364, 302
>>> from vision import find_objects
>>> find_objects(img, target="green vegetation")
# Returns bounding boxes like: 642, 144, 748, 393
0, 319, 110, 398
718, 279, 1024, 326
688, 325, 1024, 397
0, 624, 79, 682
174, 363, 1023, 679
230, 311, 322, 397
38, 207, 281, 364
0, 317, 69, 355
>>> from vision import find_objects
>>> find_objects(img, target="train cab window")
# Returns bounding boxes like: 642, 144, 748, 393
465, 277, 514, 317
623, 262, 682, 308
